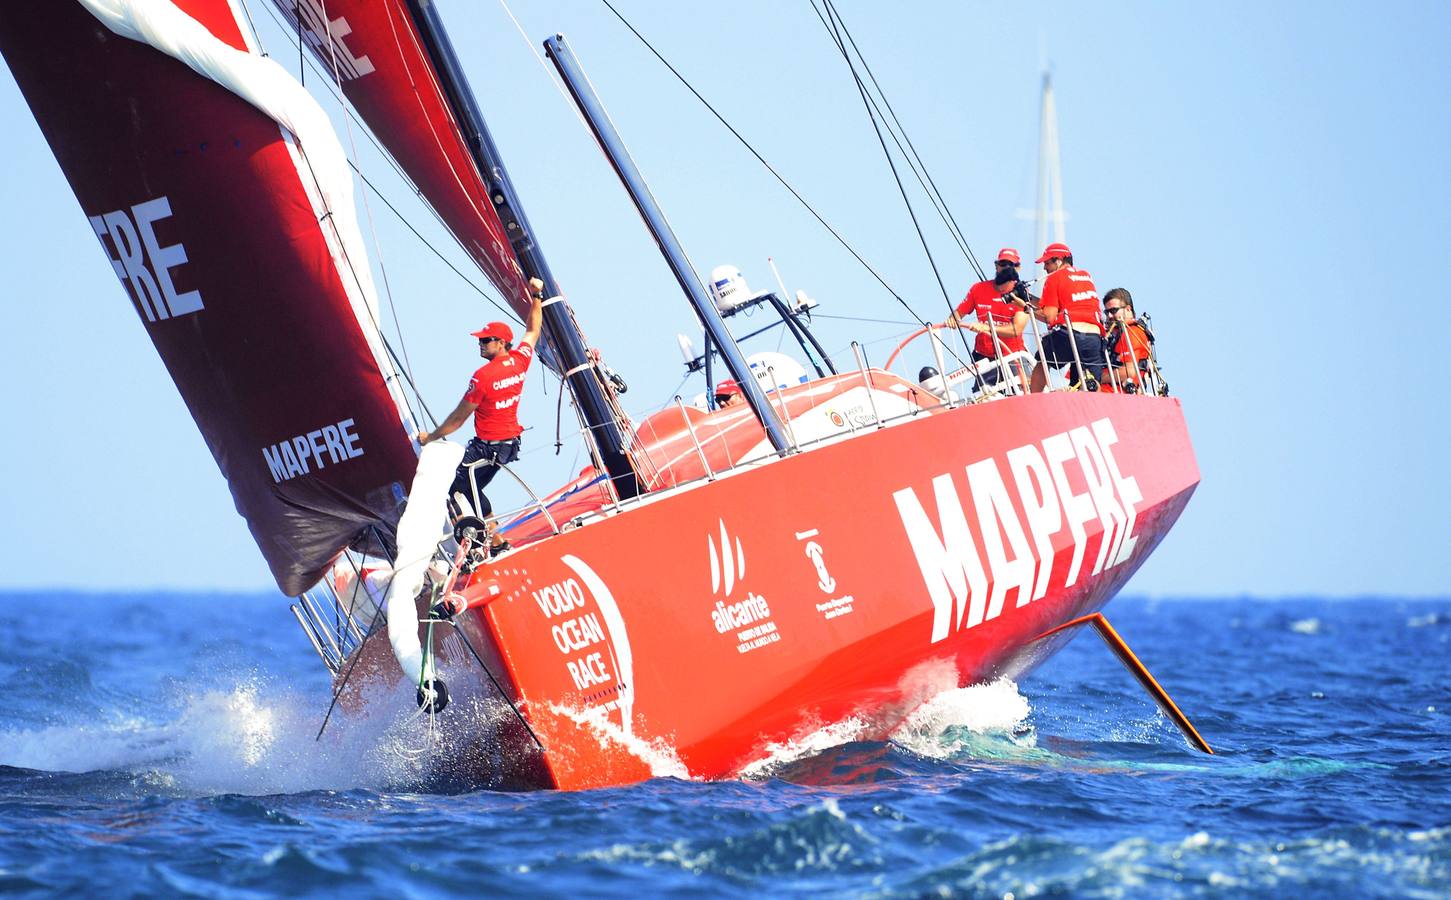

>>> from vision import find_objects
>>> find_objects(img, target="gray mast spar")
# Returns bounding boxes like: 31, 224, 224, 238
543, 33, 792, 456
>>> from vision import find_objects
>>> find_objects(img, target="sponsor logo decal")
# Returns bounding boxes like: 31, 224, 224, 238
532, 555, 635, 733
707, 520, 779, 654
796, 529, 856, 620
89, 196, 203, 322
262, 418, 365, 483
824, 403, 875, 430
285, 0, 376, 81
893, 417, 1143, 643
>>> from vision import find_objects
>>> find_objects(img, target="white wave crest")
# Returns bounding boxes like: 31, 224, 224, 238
0, 676, 497, 795
889, 678, 1033, 759
738, 716, 873, 780
545, 703, 690, 780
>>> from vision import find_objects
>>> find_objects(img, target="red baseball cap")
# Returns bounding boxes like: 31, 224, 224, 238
470, 321, 514, 344
714, 378, 743, 397
997, 248, 1021, 265
1035, 242, 1073, 264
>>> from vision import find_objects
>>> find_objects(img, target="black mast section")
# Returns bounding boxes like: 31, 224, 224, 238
405, 0, 641, 499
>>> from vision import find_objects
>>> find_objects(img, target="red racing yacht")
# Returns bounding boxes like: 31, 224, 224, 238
0, 0, 1201, 790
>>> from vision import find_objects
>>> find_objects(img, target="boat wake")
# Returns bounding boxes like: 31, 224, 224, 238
0, 674, 513, 796
739, 679, 1036, 782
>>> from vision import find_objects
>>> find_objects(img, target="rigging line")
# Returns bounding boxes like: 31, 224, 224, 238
597, 0, 969, 380
824, 1, 986, 282
815, 1, 953, 314
316, 537, 395, 741
596, 0, 917, 318
383, 4, 525, 300
320, 0, 420, 401
383, 336, 437, 428
813, 313, 920, 326
807, 6, 972, 278
445, 618, 547, 752
497, 0, 596, 127
236, 0, 267, 57
253, 0, 519, 321
242, 0, 435, 422
291, 139, 432, 427
351, 163, 511, 315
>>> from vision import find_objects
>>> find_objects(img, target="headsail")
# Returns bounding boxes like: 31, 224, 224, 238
274, 0, 645, 497
0, 0, 421, 595
272, 0, 533, 319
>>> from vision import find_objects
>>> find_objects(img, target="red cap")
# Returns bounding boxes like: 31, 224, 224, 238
470, 321, 514, 344
996, 248, 1021, 265
1035, 242, 1073, 264
714, 378, 743, 397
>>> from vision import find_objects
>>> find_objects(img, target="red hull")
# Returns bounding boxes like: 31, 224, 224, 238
438, 390, 1197, 790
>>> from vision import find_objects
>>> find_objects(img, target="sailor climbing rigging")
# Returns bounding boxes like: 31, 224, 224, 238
417, 277, 545, 555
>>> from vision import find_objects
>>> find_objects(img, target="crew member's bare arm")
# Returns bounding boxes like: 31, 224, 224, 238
417, 397, 478, 445
522, 277, 545, 348
969, 309, 1029, 338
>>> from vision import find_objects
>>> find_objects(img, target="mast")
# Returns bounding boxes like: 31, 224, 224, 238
543, 34, 792, 456
1034, 71, 1067, 278
405, 0, 642, 498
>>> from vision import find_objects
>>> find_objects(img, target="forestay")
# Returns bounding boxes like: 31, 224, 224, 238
269, 0, 535, 321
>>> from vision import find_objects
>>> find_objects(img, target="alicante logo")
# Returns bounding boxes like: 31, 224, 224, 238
707, 521, 779, 652
708, 519, 746, 598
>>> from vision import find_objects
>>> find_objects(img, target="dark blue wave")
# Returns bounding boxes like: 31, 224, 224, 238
0, 594, 1448, 896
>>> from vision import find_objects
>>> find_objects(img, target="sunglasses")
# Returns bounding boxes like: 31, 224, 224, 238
1103, 307, 1125, 315
994, 260, 1017, 268
478, 336, 502, 344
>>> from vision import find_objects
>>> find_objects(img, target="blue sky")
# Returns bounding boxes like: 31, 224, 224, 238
0, 0, 1446, 597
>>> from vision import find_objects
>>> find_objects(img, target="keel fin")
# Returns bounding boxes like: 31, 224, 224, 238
1035, 613, 1213, 754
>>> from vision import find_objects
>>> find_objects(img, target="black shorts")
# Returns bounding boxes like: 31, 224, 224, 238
1039, 327, 1107, 372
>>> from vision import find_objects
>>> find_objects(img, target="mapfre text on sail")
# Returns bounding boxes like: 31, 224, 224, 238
262, 419, 365, 482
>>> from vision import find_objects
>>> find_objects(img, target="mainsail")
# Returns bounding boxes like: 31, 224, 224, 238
271, 0, 533, 319
0, 1, 421, 595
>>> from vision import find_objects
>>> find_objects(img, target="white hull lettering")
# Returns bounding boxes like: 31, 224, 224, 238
966, 458, 1036, 618
711, 594, 772, 634
896, 417, 1143, 644
892, 474, 988, 643
533, 578, 587, 619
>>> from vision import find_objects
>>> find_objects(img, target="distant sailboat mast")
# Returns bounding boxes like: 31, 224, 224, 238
1033, 71, 1068, 278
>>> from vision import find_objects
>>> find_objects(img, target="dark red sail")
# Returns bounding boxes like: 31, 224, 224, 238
270, 0, 534, 316
0, 1, 421, 594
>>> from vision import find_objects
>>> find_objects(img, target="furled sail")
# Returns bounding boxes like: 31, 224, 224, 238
0, 0, 421, 595
270, 0, 534, 318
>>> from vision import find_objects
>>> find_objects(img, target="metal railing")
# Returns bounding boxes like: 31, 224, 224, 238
290, 542, 383, 675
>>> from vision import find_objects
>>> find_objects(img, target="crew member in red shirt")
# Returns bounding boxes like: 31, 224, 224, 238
1100, 287, 1152, 393
713, 378, 746, 409
950, 248, 1030, 391
1028, 242, 1107, 392
418, 277, 545, 554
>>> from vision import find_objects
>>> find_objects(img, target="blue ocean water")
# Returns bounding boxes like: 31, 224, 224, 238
0, 593, 1447, 897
